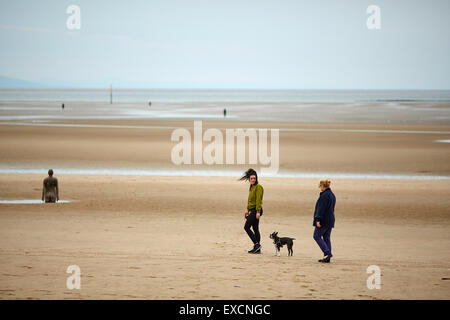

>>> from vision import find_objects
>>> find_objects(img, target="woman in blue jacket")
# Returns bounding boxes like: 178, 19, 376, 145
313, 179, 336, 263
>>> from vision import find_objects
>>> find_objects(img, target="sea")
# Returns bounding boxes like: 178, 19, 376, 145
0, 89, 449, 103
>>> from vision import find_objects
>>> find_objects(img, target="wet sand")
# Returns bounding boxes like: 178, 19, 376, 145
1, 120, 450, 176
1, 100, 450, 125
0, 101, 450, 299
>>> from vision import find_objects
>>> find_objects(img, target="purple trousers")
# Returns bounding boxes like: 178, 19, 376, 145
313, 226, 332, 256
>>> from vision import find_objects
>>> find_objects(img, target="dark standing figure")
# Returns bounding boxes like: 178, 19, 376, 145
62, 103, 64, 110
240, 168, 264, 254
223, 108, 227, 118
42, 169, 59, 203
149, 101, 152, 107
313, 179, 336, 263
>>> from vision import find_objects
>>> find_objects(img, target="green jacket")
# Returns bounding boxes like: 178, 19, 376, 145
247, 183, 264, 213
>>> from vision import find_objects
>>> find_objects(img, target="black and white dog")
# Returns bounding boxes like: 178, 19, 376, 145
270, 231, 295, 256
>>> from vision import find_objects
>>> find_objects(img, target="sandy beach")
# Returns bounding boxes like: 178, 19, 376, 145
2, 0, 450, 304
0, 101, 449, 299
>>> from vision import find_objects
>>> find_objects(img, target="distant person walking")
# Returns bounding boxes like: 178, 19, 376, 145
313, 179, 336, 263
61, 103, 64, 110
240, 168, 264, 254
42, 169, 59, 203
223, 108, 227, 118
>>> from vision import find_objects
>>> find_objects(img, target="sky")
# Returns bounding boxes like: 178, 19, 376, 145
0, 0, 449, 89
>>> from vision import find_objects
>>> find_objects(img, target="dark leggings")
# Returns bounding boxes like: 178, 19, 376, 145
244, 208, 262, 244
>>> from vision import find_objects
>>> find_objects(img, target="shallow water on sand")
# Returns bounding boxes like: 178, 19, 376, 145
0, 199, 71, 204
1, 100, 449, 124
0, 167, 449, 180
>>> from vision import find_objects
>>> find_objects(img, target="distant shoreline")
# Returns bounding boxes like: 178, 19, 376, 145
0, 89, 449, 103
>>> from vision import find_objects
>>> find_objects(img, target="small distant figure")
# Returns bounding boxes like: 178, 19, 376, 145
223, 108, 227, 118
42, 169, 59, 203
62, 103, 65, 110
149, 101, 152, 107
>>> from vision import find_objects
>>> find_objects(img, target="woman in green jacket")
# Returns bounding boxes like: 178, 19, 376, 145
240, 168, 264, 254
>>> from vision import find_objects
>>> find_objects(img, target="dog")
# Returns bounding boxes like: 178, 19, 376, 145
270, 231, 295, 256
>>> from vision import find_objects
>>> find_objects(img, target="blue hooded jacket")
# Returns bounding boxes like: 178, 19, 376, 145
313, 188, 336, 228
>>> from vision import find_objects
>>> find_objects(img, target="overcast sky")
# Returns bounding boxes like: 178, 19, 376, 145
0, 0, 449, 89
